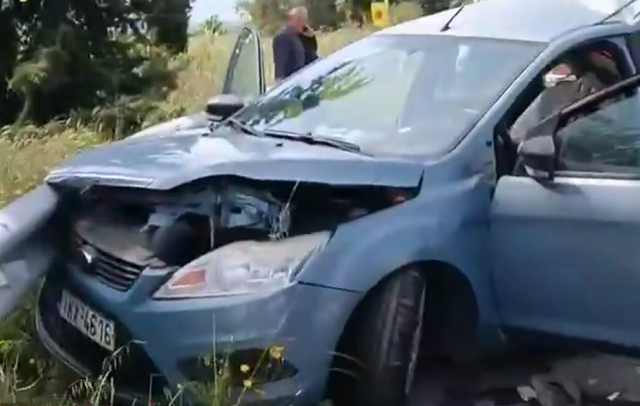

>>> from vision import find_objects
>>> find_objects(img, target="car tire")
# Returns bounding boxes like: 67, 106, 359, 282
349, 268, 427, 406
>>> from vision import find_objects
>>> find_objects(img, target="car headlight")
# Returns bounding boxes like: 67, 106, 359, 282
153, 231, 331, 299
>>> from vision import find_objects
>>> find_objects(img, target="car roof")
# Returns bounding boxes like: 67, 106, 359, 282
380, 0, 640, 43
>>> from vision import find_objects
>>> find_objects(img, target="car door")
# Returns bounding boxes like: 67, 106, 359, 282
0, 185, 62, 322
490, 74, 640, 349
221, 26, 266, 101
128, 28, 265, 141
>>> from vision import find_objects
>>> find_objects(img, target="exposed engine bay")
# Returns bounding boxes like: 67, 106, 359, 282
57, 177, 414, 284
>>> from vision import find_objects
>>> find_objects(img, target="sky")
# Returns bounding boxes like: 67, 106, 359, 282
191, 0, 239, 25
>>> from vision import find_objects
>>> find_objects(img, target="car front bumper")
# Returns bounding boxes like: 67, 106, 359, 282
36, 265, 360, 405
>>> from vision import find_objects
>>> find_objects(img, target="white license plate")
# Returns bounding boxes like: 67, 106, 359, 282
58, 290, 115, 352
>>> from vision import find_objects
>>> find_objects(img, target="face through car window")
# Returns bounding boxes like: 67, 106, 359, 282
543, 64, 577, 87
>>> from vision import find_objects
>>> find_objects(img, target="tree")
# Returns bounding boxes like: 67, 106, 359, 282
236, 0, 340, 32
418, 0, 450, 15
305, 0, 340, 29
235, 0, 289, 33
419, 0, 474, 16
0, 0, 191, 128
144, 0, 192, 54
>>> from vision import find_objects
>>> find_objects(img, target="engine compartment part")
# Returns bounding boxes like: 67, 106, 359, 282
60, 177, 417, 275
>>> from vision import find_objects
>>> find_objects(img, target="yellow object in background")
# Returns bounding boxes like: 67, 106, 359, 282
371, 1, 391, 27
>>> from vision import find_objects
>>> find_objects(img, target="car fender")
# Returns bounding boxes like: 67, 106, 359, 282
300, 176, 497, 331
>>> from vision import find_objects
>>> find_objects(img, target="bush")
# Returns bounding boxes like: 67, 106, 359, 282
391, 1, 424, 23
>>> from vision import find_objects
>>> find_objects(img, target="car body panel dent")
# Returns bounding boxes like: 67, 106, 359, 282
24, 1, 640, 404
45, 132, 425, 189
300, 173, 501, 347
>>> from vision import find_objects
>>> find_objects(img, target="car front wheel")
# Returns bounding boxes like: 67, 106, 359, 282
349, 268, 427, 406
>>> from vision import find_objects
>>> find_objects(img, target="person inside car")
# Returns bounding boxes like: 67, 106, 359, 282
509, 50, 617, 143
495, 44, 625, 177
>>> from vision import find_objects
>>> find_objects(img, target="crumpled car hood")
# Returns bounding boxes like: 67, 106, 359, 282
46, 129, 424, 190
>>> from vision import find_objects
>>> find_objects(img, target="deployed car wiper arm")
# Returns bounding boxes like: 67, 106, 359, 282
301, 133, 363, 153
215, 121, 363, 153
263, 130, 363, 153
219, 117, 265, 137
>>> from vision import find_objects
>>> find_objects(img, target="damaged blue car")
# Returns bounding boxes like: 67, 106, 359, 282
4, 0, 640, 405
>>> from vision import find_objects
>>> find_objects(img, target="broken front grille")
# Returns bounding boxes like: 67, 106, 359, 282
74, 234, 146, 291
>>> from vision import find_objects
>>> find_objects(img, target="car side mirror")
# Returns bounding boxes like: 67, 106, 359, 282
518, 135, 556, 179
517, 114, 561, 179
205, 94, 245, 120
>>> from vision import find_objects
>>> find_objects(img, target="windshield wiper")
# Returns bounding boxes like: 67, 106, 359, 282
215, 121, 363, 154
262, 130, 363, 154
220, 117, 265, 137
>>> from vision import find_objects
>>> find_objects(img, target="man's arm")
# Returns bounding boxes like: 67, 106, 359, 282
306, 33, 319, 62
272, 33, 291, 81
308, 32, 318, 55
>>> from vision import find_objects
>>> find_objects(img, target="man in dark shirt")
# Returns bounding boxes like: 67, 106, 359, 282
272, 7, 310, 82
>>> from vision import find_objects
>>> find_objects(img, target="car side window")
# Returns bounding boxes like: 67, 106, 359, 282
556, 90, 640, 175
510, 40, 629, 144
226, 30, 262, 100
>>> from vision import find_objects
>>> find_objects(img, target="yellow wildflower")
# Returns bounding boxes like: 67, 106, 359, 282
240, 364, 250, 373
243, 379, 253, 389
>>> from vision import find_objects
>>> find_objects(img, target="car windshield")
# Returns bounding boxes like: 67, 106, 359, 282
233, 34, 544, 157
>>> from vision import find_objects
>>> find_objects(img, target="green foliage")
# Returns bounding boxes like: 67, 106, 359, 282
418, 0, 473, 15
235, 0, 291, 34
0, 0, 191, 130
200, 15, 226, 36
417, 0, 451, 15
234, 0, 350, 32
305, 0, 341, 29
235, 0, 471, 31
144, 0, 192, 54
390, 2, 423, 23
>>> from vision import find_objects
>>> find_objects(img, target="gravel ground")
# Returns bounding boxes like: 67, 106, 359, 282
408, 352, 640, 406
